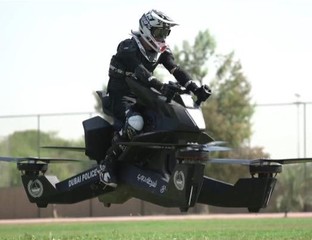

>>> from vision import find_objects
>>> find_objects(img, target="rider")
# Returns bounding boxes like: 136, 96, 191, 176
98, 9, 211, 187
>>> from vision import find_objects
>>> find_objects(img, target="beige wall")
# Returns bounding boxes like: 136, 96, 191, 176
0, 187, 181, 219
0, 187, 253, 219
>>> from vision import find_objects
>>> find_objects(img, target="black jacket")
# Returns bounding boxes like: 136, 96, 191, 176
107, 36, 193, 96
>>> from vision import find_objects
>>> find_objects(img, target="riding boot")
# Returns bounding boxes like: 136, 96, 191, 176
98, 109, 143, 187
97, 132, 125, 188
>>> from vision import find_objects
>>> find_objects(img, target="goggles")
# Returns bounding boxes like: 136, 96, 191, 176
151, 27, 171, 41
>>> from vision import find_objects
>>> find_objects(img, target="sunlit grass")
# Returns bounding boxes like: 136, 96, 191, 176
0, 217, 312, 239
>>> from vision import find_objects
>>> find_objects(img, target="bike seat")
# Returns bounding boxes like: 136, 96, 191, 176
96, 91, 113, 116
96, 91, 122, 131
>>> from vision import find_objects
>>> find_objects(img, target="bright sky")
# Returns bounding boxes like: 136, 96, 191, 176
1, 0, 312, 157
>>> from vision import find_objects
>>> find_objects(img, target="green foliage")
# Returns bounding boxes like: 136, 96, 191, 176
172, 30, 265, 183
173, 30, 216, 83
275, 164, 312, 213
172, 31, 254, 148
203, 52, 254, 147
276, 165, 304, 212
0, 130, 90, 187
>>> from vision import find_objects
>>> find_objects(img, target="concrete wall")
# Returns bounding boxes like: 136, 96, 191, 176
0, 187, 252, 219
0, 187, 183, 219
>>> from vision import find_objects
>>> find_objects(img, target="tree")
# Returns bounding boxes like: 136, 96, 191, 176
172, 30, 270, 185
274, 164, 312, 214
173, 31, 254, 148
172, 30, 269, 215
203, 52, 254, 148
0, 130, 88, 187
173, 30, 216, 83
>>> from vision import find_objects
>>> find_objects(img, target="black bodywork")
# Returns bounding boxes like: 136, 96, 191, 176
10, 78, 300, 213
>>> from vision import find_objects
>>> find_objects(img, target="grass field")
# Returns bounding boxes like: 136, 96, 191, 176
1, 217, 312, 240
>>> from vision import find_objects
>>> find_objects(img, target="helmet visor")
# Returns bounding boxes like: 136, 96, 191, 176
151, 27, 171, 41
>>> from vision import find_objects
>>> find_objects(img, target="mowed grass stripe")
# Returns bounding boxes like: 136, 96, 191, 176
0, 217, 312, 240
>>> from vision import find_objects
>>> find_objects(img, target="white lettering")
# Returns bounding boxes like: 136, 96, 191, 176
68, 176, 81, 187
137, 174, 158, 188
82, 169, 97, 181
68, 169, 98, 188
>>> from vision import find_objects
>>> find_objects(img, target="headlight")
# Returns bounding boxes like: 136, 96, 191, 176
185, 108, 206, 130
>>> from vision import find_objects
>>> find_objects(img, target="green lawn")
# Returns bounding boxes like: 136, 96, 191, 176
0, 217, 312, 240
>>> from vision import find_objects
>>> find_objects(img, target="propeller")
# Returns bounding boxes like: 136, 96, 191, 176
118, 141, 194, 149
0, 156, 83, 164
208, 157, 312, 166
207, 141, 228, 146
260, 158, 312, 165
41, 146, 85, 152
117, 141, 231, 152
208, 158, 260, 166
200, 145, 231, 152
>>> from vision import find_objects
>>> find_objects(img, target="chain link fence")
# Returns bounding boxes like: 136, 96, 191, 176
0, 103, 312, 217
0, 102, 312, 158
251, 102, 312, 159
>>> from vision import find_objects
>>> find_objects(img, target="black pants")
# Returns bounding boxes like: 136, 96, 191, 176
106, 90, 145, 134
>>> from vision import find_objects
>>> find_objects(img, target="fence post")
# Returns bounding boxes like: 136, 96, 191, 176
37, 114, 41, 158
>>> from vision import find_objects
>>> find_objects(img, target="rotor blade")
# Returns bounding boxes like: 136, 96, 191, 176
118, 142, 198, 149
0, 156, 83, 163
208, 158, 260, 166
202, 145, 231, 152
207, 141, 228, 146
259, 158, 312, 165
0, 156, 22, 163
27, 157, 84, 163
41, 146, 85, 152
118, 141, 231, 153
208, 157, 312, 166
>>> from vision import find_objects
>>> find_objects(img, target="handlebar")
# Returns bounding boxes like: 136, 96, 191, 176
164, 81, 189, 103
164, 81, 211, 107
195, 85, 211, 106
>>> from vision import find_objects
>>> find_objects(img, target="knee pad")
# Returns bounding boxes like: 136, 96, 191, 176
123, 112, 144, 139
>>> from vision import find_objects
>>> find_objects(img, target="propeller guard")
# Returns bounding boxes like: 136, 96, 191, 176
249, 164, 282, 177
17, 162, 48, 176
176, 147, 209, 162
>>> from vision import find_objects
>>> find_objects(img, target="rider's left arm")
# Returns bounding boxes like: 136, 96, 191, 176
160, 50, 199, 93
160, 50, 211, 102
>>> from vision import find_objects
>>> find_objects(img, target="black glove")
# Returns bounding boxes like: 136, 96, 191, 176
194, 85, 211, 105
161, 82, 180, 103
